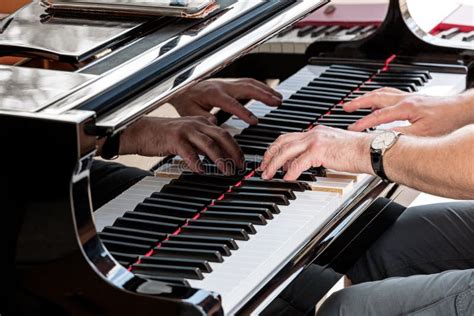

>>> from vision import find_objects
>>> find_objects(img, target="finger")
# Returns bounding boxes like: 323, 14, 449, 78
261, 140, 308, 180
230, 84, 282, 107
260, 133, 304, 171
237, 78, 283, 100
343, 92, 407, 113
284, 152, 322, 181
214, 93, 259, 125
189, 132, 234, 174
177, 142, 203, 174
199, 126, 245, 172
179, 105, 217, 122
348, 105, 412, 131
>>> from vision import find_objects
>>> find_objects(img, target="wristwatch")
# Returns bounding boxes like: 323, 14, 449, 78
370, 130, 402, 182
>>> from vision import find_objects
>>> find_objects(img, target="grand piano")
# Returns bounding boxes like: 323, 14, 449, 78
0, 0, 473, 315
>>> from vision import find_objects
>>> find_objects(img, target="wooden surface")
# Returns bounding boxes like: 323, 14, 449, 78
0, 0, 31, 14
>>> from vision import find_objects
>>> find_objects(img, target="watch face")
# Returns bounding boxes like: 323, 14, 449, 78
372, 132, 397, 150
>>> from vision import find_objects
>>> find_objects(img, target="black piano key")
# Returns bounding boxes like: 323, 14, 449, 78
253, 169, 316, 182
180, 225, 249, 241
232, 186, 296, 200
153, 247, 224, 263
312, 77, 362, 85
206, 205, 273, 219
223, 192, 289, 205
329, 64, 379, 72
139, 256, 213, 273
188, 219, 256, 234
114, 217, 179, 234
258, 117, 311, 129
441, 28, 460, 39
297, 25, 315, 37
325, 68, 374, 77
371, 76, 424, 86
134, 274, 190, 287
308, 166, 327, 177
169, 179, 229, 192
201, 210, 267, 225
256, 123, 304, 133
329, 107, 371, 116
110, 252, 139, 265
150, 192, 212, 205
299, 85, 353, 94
270, 108, 323, 119
98, 232, 158, 246
385, 68, 431, 80
324, 25, 343, 36
299, 87, 348, 98
143, 197, 206, 209
290, 92, 342, 104
241, 127, 283, 138
345, 25, 364, 35
279, 103, 331, 115
265, 113, 315, 124
323, 113, 366, 120
160, 240, 232, 256
102, 239, 151, 254
359, 25, 377, 34
161, 184, 223, 199
463, 33, 474, 42
284, 99, 334, 109
124, 211, 187, 226
213, 200, 280, 214
237, 139, 271, 149
240, 144, 268, 156
242, 178, 310, 191
277, 26, 294, 38
375, 73, 428, 83
103, 226, 167, 241
179, 173, 240, 185
311, 25, 330, 37
361, 83, 415, 92
169, 234, 239, 250
235, 134, 276, 143
308, 80, 360, 90
132, 263, 204, 280
134, 203, 199, 218
318, 118, 358, 125
320, 72, 371, 81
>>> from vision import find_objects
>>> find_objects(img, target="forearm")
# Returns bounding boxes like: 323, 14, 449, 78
383, 125, 474, 199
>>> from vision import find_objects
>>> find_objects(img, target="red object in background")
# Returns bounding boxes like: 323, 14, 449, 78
296, 3, 388, 28
430, 4, 474, 34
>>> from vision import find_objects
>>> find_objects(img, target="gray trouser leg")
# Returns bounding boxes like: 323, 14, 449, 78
348, 202, 474, 283
317, 269, 474, 316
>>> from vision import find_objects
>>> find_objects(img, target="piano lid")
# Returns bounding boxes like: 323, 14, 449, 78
0, 0, 325, 133
0, 65, 95, 112
0, 2, 159, 63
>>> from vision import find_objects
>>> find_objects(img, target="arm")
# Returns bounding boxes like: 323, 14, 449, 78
383, 124, 474, 199
345, 88, 474, 136
260, 125, 474, 200
99, 116, 244, 175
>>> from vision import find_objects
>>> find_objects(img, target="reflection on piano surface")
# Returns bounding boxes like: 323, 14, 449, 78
0, 0, 473, 315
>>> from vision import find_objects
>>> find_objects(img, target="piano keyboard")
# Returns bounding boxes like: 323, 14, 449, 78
253, 24, 379, 54
94, 60, 467, 314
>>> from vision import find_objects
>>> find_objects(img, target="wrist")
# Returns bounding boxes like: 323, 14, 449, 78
356, 134, 376, 175
457, 92, 474, 125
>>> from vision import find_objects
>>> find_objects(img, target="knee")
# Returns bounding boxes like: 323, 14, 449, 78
317, 288, 359, 316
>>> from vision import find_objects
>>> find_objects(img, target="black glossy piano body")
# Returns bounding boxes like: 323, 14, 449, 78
1, 0, 473, 315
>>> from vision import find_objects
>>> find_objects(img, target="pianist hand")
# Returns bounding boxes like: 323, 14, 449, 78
344, 87, 474, 136
119, 116, 244, 175
260, 125, 374, 181
170, 78, 282, 125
